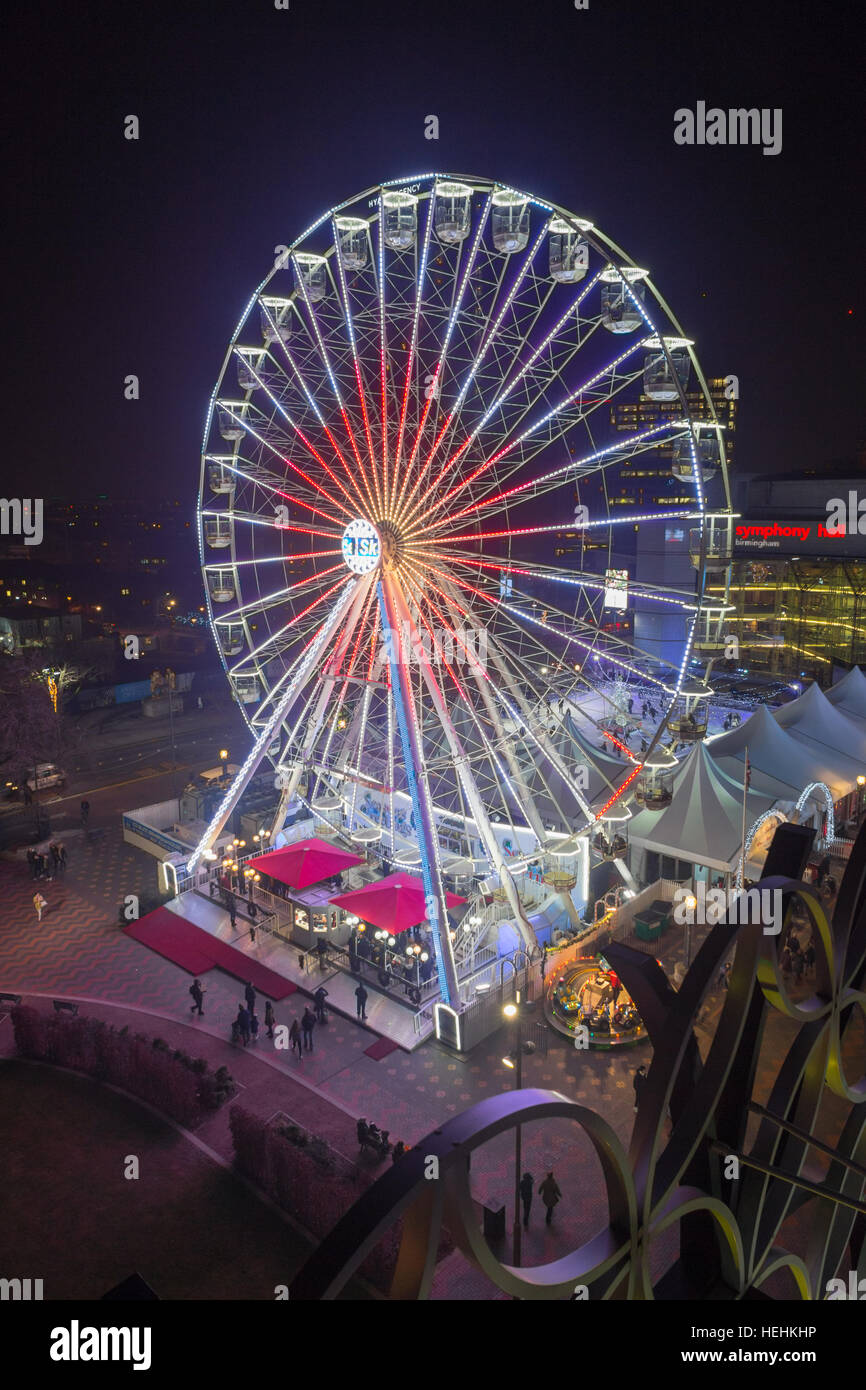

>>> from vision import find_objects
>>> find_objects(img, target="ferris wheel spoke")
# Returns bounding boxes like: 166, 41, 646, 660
231, 345, 369, 517
259, 303, 376, 516
391, 187, 437, 498
433, 419, 689, 532
406, 271, 604, 523
424, 338, 651, 526
437, 551, 698, 611
415, 564, 596, 819
214, 403, 354, 526
392, 192, 494, 521
329, 220, 383, 513
388, 573, 531, 931
398, 215, 553, 527
403, 568, 550, 845
291, 256, 380, 518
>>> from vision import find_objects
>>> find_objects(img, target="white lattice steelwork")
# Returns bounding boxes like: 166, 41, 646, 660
194, 174, 732, 988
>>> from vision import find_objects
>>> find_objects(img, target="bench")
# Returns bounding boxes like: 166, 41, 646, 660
0, 992, 22, 1007
52, 1000, 79, 1016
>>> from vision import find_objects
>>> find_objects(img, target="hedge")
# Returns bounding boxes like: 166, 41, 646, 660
229, 1105, 454, 1293
10, 1006, 236, 1127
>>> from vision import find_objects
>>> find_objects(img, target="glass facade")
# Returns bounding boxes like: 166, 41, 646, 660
709, 557, 866, 681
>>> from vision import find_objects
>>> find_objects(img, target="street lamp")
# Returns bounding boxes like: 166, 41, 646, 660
502, 998, 535, 1274
219, 748, 229, 779
683, 892, 697, 968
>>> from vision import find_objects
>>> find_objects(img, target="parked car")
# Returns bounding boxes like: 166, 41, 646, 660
25, 763, 67, 792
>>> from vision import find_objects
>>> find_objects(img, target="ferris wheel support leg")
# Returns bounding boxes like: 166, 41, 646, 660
440, 593, 549, 850
269, 579, 373, 842
377, 577, 460, 1006
393, 585, 536, 953
187, 583, 358, 874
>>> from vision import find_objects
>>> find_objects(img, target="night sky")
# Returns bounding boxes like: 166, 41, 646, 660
5, 0, 863, 507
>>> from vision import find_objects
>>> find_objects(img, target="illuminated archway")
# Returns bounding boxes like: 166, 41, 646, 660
795, 781, 835, 847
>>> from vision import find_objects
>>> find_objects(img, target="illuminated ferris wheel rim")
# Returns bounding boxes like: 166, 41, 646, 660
194, 173, 732, 886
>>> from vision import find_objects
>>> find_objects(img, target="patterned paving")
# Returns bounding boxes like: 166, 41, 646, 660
2, 823, 859, 1297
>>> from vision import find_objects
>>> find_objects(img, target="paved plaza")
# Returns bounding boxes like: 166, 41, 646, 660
0, 817, 857, 1297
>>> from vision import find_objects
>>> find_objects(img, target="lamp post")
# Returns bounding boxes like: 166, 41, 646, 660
683, 891, 698, 968
219, 748, 229, 780
503, 1001, 523, 1271
857, 775, 865, 826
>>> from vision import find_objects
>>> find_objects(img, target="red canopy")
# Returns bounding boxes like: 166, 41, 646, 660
329, 871, 466, 935
254, 838, 365, 891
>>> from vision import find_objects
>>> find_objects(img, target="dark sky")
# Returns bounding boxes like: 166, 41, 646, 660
4, 0, 863, 507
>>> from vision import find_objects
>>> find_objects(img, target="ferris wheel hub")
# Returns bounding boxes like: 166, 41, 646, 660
341, 517, 382, 574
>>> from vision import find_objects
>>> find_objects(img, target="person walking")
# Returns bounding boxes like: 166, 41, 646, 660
50, 843, 61, 874
26, 849, 36, 878
228, 895, 237, 929
289, 1018, 303, 1060
58, 843, 67, 872
189, 979, 205, 1016
236, 1004, 251, 1046
538, 1172, 562, 1226
791, 949, 805, 985
33, 890, 48, 923
249, 1009, 260, 1042
313, 985, 329, 1023
244, 981, 257, 1015
264, 1000, 275, 1039
804, 940, 816, 976
80, 800, 90, 825
633, 1064, 647, 1112
519, 1171, 534, 1229
301, 1006, 316, 1051
355, 982, 368, 1020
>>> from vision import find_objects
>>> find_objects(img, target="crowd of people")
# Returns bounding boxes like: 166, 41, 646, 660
26, 843, 67, 879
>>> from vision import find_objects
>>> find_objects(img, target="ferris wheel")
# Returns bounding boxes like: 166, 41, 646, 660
191, 173, 731, 999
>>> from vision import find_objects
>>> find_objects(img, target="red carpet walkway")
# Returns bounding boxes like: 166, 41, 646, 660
123, 907, 297, 1001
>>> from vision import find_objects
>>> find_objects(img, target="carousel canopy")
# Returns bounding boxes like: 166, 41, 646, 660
329, 871, 466, 935
254, 837, 364, 890
707, 704, 843, 802
628, 741, 776, 874
825, 665, 866, 727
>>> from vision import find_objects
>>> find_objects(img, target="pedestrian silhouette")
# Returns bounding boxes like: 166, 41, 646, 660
538, 1172, 562, 1225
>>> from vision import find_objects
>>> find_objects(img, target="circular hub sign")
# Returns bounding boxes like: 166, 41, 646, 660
341, 518, 381, 574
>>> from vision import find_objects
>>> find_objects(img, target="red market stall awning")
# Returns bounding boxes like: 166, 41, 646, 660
253, 838, 365, 891
329, 871, 466, 935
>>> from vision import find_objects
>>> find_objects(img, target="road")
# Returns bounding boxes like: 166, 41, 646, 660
2, 698, 250, 839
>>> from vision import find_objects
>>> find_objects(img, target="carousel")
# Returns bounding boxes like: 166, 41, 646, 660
546, 952, 646, 1049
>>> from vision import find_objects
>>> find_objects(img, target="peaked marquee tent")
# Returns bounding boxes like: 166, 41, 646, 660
708, 703, 844, 802
772, 681, 866, 790
825, 665, 866, 728
627, 741, 777, 874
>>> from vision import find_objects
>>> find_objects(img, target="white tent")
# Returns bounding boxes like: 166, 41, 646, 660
627, 741, 777, 874
825, 666, 866, 728
708, 703, 847, 802
772, 681, 866, 790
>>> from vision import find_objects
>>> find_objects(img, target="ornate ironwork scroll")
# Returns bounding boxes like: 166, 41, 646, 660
291, 822, 866, 1299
